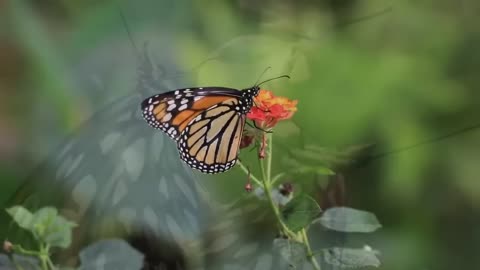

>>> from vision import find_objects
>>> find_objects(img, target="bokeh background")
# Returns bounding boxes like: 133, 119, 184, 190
1, 0, 480, 269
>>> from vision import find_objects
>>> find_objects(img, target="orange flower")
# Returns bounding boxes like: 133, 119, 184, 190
247, 89, 298, 129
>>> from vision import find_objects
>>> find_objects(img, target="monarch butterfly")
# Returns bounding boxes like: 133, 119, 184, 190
140, 75, 289, 174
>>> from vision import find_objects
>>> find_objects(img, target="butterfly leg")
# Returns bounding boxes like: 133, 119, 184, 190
246, 121, 273, 133
254, 121, 272, 133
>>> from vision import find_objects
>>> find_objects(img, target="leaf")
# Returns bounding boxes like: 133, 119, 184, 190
6, 206, 34, 231
281, 194, 322, 232
315, 207, 381, 233
30, 207, 77, 248
42, 216, 77, 248
79, 239, 144, 270
323, 247, 381, 268
273, 238, 307, 268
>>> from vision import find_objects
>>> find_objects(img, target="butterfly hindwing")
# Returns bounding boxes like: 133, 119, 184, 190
177, 98, 246, 174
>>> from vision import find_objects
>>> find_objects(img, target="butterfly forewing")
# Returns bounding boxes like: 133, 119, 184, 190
141, 87, 243, 140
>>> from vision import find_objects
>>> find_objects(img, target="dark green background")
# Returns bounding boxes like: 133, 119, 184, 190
1, 0, 479, 269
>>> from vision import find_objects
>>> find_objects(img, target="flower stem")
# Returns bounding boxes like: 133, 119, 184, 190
260, 133, 296, 239
266, 133, 273, 182
301, 229, 321, 270
39, 244, 49, 270
12, 245, 39, 257
240, 131, 321, 270
258, 156, 267, 185
261, 174, 295, 238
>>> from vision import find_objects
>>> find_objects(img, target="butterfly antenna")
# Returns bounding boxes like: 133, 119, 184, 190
254, 66, 272, 86
257, 75, 290, 87
118, 7, 140, 56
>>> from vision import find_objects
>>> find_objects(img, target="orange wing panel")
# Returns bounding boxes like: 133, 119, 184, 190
192, 96, 233, 110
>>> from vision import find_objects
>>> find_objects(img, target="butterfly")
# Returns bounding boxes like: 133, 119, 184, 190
140, 75, 288, 174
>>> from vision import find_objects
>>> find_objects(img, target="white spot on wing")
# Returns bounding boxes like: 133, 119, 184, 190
144, 207, 159, 234
158, 177, 169, 199
100, 132, 121, 154
167, 104, 176, 111
72, 175, 96, 216
163, 113, 172, 122
112, 181, 127, 205
122, 138, 145, 182
65, 153, 84, 177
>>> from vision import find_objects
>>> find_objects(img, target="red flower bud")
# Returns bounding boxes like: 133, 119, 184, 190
245, 182, 253, 192
240, 134, 255, 149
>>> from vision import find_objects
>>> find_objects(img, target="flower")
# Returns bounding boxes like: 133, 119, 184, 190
247, 89, 297, 129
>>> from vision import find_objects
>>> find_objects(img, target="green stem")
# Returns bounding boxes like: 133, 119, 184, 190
260, 133, 296, 239
236, 160, 262, 187
12, 245, 40, 257
261, 176, 295, 238
266, 133, 273, 182
46, 257, 56, 270
44, 245, 56, 270
301, 229, 321, 270
37, 244, 51, 270
258, 156, 268, 185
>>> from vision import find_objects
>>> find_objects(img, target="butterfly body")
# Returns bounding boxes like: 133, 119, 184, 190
141, 86, 259, 173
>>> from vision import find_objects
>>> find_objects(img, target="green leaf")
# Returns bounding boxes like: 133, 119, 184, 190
315, 207, 381, 233
79, 239, 144, 270
323, 247, 381, 268
42, 216, 77, 248
30, 207, 58, 242
29, 207, 77, 248
6, 206, 34, 231
281, 194, 321, 232
273, 238, 307, 268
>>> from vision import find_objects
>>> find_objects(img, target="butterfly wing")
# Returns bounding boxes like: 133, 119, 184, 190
177, 98, 246, 173
140, 87, 242, 140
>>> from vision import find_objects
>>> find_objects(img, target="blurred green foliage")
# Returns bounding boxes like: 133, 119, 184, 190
1, 0, 480, 269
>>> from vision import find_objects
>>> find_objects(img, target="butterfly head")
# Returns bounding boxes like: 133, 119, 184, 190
246, 86, 261, 97
240, 86, 260, 110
